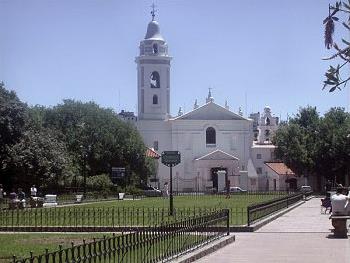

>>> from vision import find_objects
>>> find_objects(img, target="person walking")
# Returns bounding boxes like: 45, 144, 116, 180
163, 182, 169, 198
0, 184, 4, 206
30, 185, 37, 197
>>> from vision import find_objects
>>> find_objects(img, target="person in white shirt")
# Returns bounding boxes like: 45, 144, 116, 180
30, 185, 37, 197
331, 187, 350, 215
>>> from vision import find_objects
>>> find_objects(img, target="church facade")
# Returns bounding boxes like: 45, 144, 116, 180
133, 16, 302, 192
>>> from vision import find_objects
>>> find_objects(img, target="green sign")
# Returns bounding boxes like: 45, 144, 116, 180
161, 151, 181, 166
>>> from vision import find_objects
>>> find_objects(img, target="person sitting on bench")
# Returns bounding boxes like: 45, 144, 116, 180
331, 187, 350, 215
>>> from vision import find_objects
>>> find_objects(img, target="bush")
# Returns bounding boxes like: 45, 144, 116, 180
86, 174, 113, 192
123, 185, 143, 195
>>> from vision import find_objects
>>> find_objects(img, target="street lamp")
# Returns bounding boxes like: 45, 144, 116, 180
80, 144, 91, 196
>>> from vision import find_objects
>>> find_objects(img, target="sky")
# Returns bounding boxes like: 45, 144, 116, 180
0, 0, 349, 120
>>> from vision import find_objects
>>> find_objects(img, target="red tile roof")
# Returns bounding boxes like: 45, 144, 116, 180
265, 162, 295, 176
146, 147, 160, 159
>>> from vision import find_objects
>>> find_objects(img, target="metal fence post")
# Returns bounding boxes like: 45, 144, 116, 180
225, 209, 230, 235
247, 206, 250, 226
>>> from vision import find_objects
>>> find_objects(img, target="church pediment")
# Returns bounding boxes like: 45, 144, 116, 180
195, 149, 239, 161
172, 102, 248, 121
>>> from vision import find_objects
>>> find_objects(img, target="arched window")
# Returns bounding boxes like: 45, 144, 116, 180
153, 95, 158, 104
153, 43, 158, 54
266, 117, 270, 125
206, 127, 216, 144
150, 71, 160, 88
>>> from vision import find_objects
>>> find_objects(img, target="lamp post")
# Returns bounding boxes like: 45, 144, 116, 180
81, 145, 91, 196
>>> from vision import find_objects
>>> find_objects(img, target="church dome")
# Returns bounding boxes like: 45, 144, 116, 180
145, 20, 164, 40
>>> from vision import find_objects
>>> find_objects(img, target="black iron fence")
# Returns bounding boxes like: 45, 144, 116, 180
1, 191, 287, 211
0, 206, 245, 230
247, 191, 313, 226
12, 209, 230, 263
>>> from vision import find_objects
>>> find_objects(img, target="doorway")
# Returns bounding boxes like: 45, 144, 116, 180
211, 167, 227, 192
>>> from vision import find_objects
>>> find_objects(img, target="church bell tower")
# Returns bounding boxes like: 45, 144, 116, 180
135, 7, 172, 120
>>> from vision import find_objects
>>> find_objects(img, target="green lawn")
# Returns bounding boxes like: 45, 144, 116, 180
0, 233, 111, 263
0, 193, 286, 227
78, 193, 284, 209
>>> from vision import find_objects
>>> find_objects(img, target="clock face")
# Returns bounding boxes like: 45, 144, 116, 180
153, 43, 158, 54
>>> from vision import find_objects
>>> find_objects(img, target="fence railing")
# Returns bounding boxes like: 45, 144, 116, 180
1, 191, 287, 210
12, 209, 230, 263
0, 206, 245, 230
247, 191, 313, 226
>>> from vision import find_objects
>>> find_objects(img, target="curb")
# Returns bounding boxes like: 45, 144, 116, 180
171, 235, 236, 263
249, 200, 306, 231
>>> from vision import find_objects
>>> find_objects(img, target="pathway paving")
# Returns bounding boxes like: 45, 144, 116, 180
197, 198, 350, 263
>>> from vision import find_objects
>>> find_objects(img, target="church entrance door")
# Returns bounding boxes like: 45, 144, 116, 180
211, 167, 227, 192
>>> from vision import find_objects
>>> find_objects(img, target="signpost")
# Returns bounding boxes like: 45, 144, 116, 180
161, 151, 181, 216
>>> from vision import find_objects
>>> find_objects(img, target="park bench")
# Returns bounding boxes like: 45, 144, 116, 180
330, 214, 350, 238
75, 194, 83, 203
43, 194, 58, 207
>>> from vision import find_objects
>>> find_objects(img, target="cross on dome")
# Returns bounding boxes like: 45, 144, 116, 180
151, 3, 157, 21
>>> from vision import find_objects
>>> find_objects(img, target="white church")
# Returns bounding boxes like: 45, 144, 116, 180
127, 13, 303, 192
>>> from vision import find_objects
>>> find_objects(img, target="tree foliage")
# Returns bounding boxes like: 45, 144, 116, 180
323, 1, 350, 92
273, 106, 350, 186
0, 85, 155, 192
0, 82, 27, 169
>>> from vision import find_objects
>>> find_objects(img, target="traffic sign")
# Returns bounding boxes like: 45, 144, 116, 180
161, 151, 181, 167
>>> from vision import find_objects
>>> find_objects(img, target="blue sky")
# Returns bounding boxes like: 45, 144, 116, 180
0, 0, 349, 119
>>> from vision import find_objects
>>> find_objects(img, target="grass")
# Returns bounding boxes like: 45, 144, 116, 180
0, 231, 223, 263
0, 193, 287, 227
0, 233, 111, 263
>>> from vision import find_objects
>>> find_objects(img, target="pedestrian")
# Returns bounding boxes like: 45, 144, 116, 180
164, 182, 169, 198
30, 185, 37, 197
0, 184, 4, 205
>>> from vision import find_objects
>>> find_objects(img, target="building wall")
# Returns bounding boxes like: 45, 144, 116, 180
251, 145, 276, 190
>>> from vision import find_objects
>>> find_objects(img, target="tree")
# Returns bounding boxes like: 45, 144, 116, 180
3, 126, 73, 191
273, 106, 350, 189
323, 1, 350, 92
0, 83, 27, 169
273, 107, 320, 178
38, 100, 152, 184
316, 108, 350, 185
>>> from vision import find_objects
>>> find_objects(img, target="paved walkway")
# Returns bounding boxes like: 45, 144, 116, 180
197, 198, 350, 263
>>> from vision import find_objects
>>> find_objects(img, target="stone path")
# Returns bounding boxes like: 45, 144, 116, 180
197, 198, 350, 263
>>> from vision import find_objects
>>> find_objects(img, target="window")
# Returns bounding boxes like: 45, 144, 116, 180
141, 67, 144, 87
266, 117, 271, 125
256, 167, 262, 174
153, 43, 158, 54
150, 71, 160, 88
206, 127, 216, 145
141, 89, 144, 113
153, 95, 158, 105
153, 141, 158, 151
257, 154, 262, 159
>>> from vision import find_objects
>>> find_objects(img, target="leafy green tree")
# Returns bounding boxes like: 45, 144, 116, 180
323, 1, 350, 92
0, 83, 27, 170
273, 107, 320, 179
316, 108, 350, 185
273, 106, 350, 189
3, 126, 73, 191
39, 100, 151, 184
